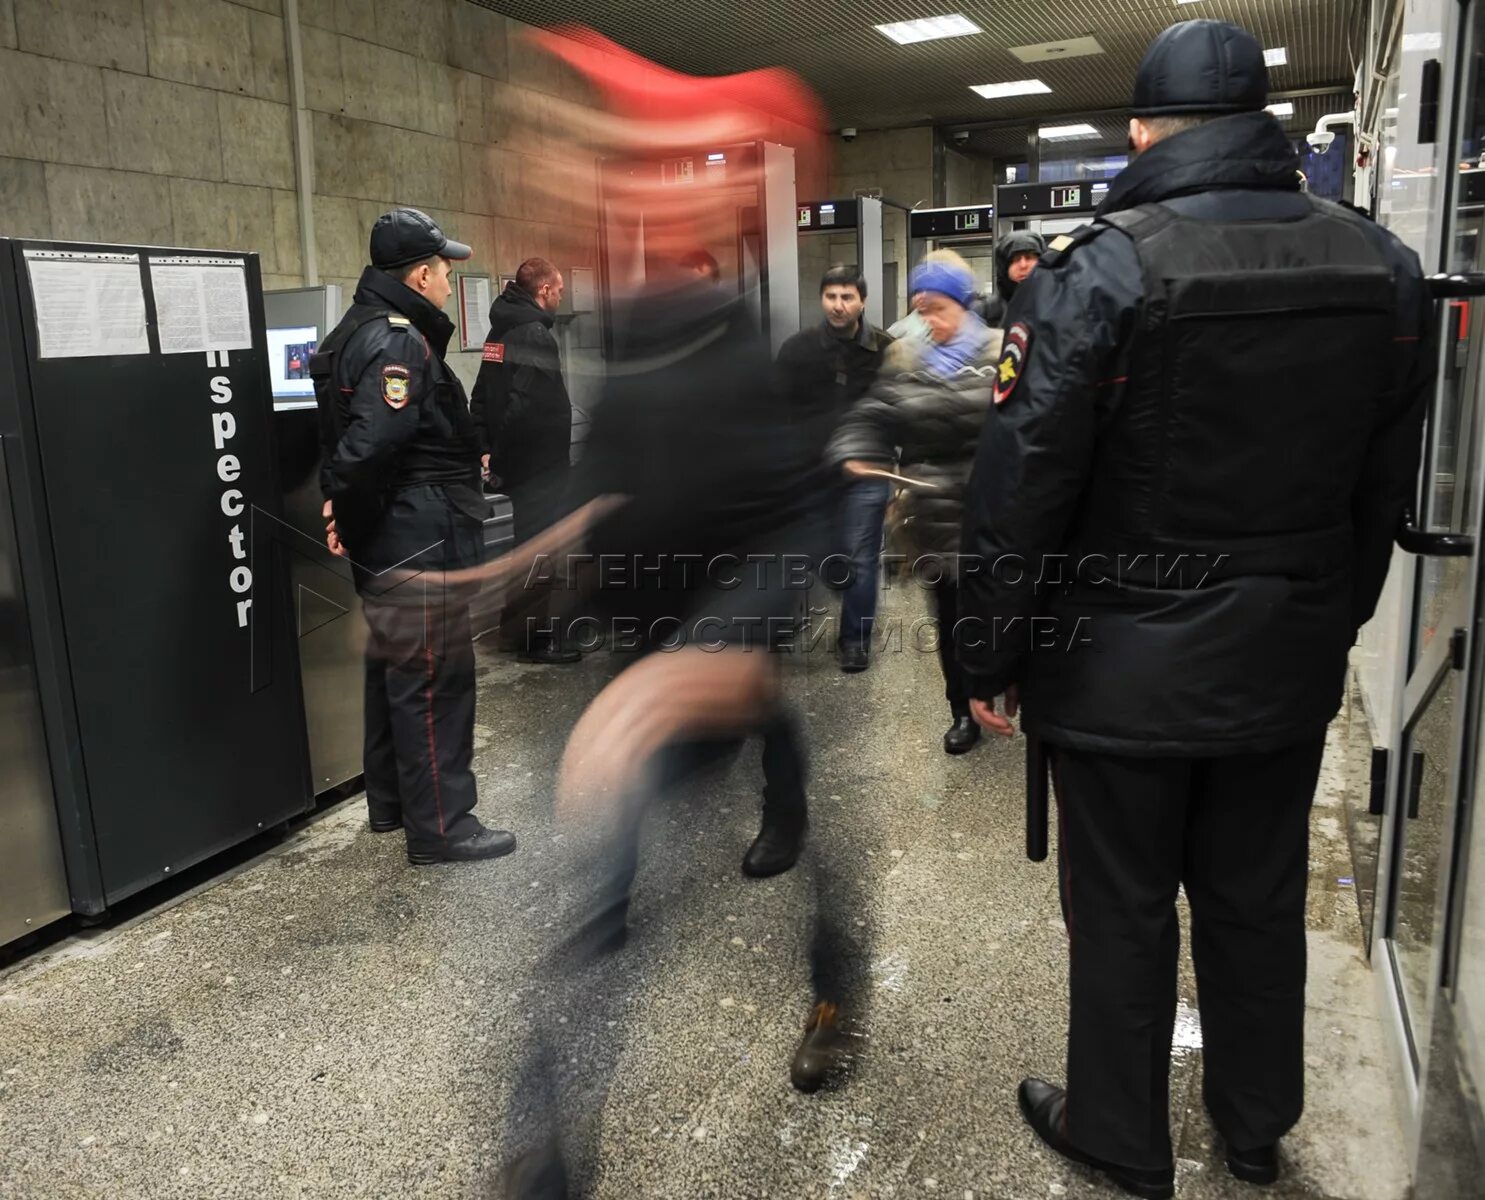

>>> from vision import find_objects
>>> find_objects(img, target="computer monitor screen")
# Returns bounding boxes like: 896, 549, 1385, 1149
267, 325, 318, 400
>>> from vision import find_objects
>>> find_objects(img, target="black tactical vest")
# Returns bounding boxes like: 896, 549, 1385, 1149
1073, 196, 1400, 587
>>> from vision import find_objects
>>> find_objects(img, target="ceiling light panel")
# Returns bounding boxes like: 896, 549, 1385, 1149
1008, 36, 1105, 64
1265, 47, 1288, 66
1039, 123, 1100, 140
1266, 102, 1294, 116
875, 14, 982, 45
970, 79, 1052, 99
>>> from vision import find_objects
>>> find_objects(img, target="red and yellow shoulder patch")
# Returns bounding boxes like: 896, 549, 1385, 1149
993, 323, 1032, 406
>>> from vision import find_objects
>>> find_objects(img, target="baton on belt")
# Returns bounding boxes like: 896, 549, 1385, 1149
1026, 732, 1049, 862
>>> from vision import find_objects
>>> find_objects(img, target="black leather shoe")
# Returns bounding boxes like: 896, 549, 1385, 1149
1225, 1142, 1279, 1186
839, 643, 869, 673
501, 1142, 570, 1199
791, 1001, 845, 1093
519, 642, 581, 664
368, 811, 402, 834
742, 817, 805, 878
1018, 1079, 1175, 1200
407, 827, 517, 866
944, 715, 982, 755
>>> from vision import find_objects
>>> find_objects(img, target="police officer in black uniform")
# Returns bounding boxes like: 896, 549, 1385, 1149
313, 208, 517, 866
958, 22, 1430, 1198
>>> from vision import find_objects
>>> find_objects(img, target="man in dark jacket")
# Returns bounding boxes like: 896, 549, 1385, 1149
313, 208, 516, 865
980, 229, 1045, 328
470, 257, 577, 663
958, 21, 1431, 1198
774, 264, 894, 673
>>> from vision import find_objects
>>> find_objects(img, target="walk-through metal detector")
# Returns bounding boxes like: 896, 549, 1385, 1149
795, 196, 909, 331
908, 203, 998, 295
993, 180, 1105, 240
598, 141, 801, 356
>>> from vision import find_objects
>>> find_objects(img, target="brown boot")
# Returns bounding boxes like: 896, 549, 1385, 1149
790, 1001, 844, 1093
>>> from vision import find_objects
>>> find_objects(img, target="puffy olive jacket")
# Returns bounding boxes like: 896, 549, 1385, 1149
826, 321, 1002, 562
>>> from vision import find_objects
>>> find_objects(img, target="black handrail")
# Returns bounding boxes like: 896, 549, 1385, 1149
1398, 506, 1475, 556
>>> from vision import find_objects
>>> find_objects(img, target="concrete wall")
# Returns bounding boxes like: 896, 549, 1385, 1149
828, 127, 934, 209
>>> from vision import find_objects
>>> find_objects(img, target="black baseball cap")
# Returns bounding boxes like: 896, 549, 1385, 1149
369, 208, 472, 270
1132, 20, 1269, 117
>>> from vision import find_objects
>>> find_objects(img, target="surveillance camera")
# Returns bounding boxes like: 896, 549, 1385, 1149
1307, 129, 1336, 154
952, 130, 970, 144
841, 127, 857, 142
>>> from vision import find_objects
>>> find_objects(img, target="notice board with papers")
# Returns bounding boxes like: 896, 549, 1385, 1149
0, 238, 312, 915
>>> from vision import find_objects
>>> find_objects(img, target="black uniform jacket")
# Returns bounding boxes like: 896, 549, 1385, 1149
317, 267, 485, 590
958, 112, 1432, 756
469, 282, 572, 488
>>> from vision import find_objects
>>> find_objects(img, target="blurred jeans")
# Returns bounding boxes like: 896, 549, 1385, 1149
836, 478, 890, 651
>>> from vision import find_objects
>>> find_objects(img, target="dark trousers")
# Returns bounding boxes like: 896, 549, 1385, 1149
836, 478, 890, 651
504, 469, 571, 652
932, 577, 970, 717
361, 597, 482, 852
506, 709, 867, 1188
1049, 736, 1324, 1170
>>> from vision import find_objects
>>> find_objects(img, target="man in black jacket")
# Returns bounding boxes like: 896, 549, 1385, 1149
774, 264, 894, 672
313, 208, 517, 866
958, 22, 1430, 1199
470, 257, 577, 663
980, 229, 1045, 328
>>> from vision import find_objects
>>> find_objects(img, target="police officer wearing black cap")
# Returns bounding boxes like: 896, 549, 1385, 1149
958, 21, 1430, 1198
313, 207, 517, 865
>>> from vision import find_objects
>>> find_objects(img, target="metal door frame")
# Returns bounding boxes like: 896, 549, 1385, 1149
1371, 0, 1485, 1161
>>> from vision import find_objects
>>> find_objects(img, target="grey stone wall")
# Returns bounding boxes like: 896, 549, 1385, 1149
0, 0, 604, 391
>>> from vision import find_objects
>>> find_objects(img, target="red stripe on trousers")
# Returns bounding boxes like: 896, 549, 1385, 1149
424, 643, 446, 838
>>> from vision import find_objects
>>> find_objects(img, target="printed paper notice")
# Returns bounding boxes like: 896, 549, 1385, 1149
149, 257, 253, 354
459, 274, 492, 351
23, 251, 149, 359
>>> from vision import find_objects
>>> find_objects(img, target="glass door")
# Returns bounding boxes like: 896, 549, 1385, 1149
1375, 0, 1485, 1156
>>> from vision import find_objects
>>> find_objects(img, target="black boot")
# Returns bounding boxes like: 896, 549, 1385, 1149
1224, 1142, 1279, 1186
742, 812, 805, 878
519, 640, 581, 664
943, 715, 981, 755
368, 806, 402, 834
791, 1001, 845, 1093
838, 643, 869, 673
501, 1142, 570, 1200
407, 826, 518, 866
1017, 1079, 1174, 1200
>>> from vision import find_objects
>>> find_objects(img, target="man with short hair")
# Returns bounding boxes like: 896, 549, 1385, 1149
774, 265, 894, 674
959, 21, 1430, 1198
312, 207, 517, 865
471, 257, 578, 663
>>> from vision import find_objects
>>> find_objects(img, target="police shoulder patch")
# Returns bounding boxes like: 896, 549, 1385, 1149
482, 342, 505, 364
381, 363, 411, 409
993, 322, 1031, 406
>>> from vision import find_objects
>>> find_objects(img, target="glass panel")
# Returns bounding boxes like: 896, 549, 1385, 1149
1393, 663, 1460, 1049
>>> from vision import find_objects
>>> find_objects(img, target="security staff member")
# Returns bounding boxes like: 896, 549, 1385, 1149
958, 22, 1430, 1199
314, 208, 517, 866
470, 257, 577, 664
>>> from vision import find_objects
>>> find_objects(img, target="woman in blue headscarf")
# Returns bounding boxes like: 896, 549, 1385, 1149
827, 253, 1001, 755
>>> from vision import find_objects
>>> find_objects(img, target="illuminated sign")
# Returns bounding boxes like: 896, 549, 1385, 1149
798, 206, 812, 227
1050, 185, 1082, 209
820, 203, 836, 226
953, 211, 981, 231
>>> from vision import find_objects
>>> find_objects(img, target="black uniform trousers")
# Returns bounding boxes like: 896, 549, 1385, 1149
932, 578, 971, 717
1048, 735, 1325, 1171
502, 467, 571, 652
354, 485, 485, 853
